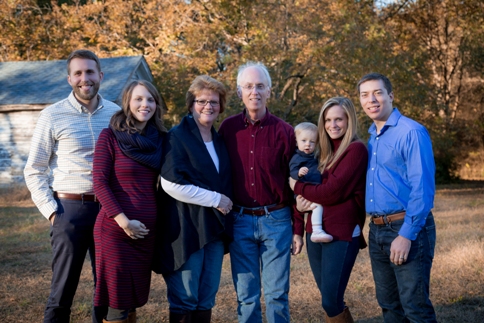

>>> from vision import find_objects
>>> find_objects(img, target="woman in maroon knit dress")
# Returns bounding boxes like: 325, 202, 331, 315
290, 97, 368, 323
93, 80, 166, 322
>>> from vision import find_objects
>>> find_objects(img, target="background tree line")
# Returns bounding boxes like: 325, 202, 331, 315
1, 0, 483, 183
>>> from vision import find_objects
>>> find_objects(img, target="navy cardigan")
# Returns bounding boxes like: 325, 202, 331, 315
153, 115, 232, 274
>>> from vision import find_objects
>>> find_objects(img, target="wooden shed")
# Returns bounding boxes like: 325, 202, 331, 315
0, 56, 154, 186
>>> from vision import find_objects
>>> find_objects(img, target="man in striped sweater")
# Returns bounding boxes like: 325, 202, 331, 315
24, 49, 120, 323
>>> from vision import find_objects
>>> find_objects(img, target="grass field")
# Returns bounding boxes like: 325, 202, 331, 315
0, 183, 483, 322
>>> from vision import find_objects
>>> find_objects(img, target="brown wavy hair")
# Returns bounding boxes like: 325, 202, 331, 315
185, 75, 227, 114
67, 49, 101, 74
110, 80, 167, 134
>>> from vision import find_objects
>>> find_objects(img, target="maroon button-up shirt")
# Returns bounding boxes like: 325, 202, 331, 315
219, 109, 296, 208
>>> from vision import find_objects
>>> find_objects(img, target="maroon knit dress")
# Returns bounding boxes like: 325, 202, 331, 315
93, 128, 158, 309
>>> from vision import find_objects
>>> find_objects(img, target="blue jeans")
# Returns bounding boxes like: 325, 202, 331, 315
163, 239, 225, 314
306, 234, 359, 317
44, 198, 106, 323
229, 206, 292, 323
369, 213, 437, 323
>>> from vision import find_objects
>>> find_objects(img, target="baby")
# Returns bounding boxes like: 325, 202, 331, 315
289, 122, 333, 243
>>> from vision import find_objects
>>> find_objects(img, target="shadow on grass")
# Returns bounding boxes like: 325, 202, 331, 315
435, 296, 484, 323
437, 179, 484, 192
356, 296, 484, 323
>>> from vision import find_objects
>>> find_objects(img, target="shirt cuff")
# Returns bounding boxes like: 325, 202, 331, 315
293, 181, 303, 196
293, 221, 305, 236
292, 205, 305, 236
39, 200, 58, 220
398, 222, 420, 241
212, 193, 222, 208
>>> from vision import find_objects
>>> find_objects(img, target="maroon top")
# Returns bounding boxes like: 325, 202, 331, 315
93, 128, 159, 309
219, 109, 296, 207
293, 139, 368, 244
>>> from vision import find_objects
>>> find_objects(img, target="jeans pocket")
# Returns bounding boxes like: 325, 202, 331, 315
425, 224, 436, 259
52, 211, 63, 228
267, 207, 291, 222
231, 211, 243, 224
388, 220, 403, 233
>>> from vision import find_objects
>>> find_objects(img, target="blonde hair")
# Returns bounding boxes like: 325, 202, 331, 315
294, 122, 318, 137
317, 97, 359, 171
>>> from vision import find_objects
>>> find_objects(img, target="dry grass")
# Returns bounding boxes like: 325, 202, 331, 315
0, 184, 33, 206
0, 184, 483, 322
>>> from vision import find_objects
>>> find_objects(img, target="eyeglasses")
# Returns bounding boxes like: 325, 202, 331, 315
194, 100, 220, 107
241, 84, 267, 91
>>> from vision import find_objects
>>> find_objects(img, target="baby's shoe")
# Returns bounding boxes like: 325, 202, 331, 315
311, 230, 333, 243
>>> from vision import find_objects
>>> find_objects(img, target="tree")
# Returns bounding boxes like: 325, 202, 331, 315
386, 0, 484, 181
2, 0, 483, 181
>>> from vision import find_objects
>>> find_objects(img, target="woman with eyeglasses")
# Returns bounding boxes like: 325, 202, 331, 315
153, 75, 233, 323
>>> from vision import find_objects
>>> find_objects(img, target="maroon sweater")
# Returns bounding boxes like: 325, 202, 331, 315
219, 109, 295, 207
293, 139, 368, 244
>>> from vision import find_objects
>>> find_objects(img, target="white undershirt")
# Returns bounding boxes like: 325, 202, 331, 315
204, 141, 219, 173
161, 141, 221, 207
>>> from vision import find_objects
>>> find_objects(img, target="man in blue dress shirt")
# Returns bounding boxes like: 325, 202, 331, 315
357, 73, 437, 323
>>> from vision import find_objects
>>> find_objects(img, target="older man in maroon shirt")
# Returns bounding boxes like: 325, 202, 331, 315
219, 61, 299, 323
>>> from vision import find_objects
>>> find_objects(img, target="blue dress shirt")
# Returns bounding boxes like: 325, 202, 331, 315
366, 108, 435, 240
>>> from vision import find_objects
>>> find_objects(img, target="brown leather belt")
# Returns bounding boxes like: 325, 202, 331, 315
233, 203, 286, 216
54, 192, 98, 202
371, 211, 406, 225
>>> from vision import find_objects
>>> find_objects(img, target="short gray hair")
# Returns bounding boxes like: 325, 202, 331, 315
236, 61, 272, 89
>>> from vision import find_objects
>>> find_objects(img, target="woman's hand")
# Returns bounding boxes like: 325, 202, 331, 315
217, 194, 233, 215
296, 195, 316, 212
114, 213, 149, 239
291, 234, 304, 255
289, 177, 297, 191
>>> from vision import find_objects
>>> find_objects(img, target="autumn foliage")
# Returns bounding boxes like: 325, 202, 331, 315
1, 0, 483, 182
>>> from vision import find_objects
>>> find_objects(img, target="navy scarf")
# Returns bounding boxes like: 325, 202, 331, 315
109, 123, 163, 170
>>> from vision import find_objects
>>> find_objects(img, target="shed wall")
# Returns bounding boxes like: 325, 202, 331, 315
0, 110, 41, 186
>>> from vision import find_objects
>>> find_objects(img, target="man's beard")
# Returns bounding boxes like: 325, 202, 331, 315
73, 82, 100, 101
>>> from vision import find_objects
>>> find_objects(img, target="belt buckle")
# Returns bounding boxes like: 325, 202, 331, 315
263, 205, 270, 216
253, 206, 266, 216
382, 215, 389, 225
370, 215, 380, 224
371, 214, 387, 225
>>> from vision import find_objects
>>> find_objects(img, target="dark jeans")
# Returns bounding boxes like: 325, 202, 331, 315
369, 213, 437, 323
43, 198, 106, 323
306, 234, 360, 317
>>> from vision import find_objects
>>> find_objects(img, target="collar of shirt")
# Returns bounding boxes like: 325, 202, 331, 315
368, 107, 400, 136
295, 149, 315, 159
67, 92, 105, 114
242, 108, 269, 126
